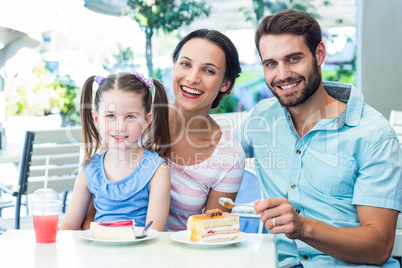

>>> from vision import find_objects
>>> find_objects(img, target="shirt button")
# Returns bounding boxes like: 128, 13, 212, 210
296, 209, 300, 214
287, 115, 290, 120
296, 149, 301, 154
302, 255, 308, 260
291, 184, 296, 189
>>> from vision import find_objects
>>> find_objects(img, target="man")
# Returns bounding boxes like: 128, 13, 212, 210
232, 10, 402, 267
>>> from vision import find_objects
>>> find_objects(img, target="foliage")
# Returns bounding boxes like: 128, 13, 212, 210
210, 95, 239, 114
241, 0, 332, 24
322, 66, 356, 85
52, 75, 80, 125
5, 60, 80, 125
103, 44, 136, 73
323, 31, 356, 85
234, 69, 263, 85
124, 0, 211, 76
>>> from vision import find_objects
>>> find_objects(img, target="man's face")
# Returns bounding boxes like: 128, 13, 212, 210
259, 34, 322, 107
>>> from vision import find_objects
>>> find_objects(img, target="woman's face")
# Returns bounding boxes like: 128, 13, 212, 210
172, 38, 230, 113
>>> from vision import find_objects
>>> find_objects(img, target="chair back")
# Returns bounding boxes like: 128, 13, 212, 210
389, 110, 402, 148
14, 126, 82, 229
393, 215, 402, 258
233, 168, 264, 233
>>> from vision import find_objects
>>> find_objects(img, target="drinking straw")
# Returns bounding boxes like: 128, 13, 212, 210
44, 155, 49, 190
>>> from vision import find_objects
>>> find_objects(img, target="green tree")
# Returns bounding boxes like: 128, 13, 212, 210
242, 0, 332, 24
124, 0, 210, 77
5, 61, 80, 125
103, 44, 135, 73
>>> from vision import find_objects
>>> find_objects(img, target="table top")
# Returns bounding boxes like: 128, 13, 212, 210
0, 230, 278, 268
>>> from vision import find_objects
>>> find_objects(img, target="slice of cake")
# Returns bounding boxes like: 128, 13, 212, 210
90, 219, 135, 240
187, 209, 239, 242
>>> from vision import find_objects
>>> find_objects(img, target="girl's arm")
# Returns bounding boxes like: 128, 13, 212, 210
59, 169, 92, 230
80, 196, 96, 230
146, 162, 170, 231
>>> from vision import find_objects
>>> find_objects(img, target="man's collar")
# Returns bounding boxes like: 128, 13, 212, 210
282, 81, 364, 128
323, 81, 363, 127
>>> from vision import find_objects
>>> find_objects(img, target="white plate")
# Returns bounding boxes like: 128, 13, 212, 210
78, 227, 158, 245
170, 231, 250, 247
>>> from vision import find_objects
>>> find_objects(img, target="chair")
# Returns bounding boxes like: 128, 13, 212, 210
0, 163, 19, 216
392, 214, 402, 265
0, 126, 82, 230
232, 158, 264, 234
389, 110, 402, 148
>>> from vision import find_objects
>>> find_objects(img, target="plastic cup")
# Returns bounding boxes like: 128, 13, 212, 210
30, 189, 62, 243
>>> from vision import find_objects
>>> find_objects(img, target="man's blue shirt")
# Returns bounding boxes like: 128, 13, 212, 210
232, 81, 402, 267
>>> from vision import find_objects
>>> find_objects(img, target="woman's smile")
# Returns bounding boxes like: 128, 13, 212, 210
181, 85, 204, 98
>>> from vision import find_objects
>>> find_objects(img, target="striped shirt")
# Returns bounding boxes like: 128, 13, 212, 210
167, 130, 245, 231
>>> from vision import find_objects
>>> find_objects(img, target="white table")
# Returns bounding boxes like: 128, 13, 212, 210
0, 230, 278, 268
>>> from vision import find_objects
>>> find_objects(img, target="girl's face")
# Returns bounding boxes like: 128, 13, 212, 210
172, 38, 231, 113
92, 90, 151, 151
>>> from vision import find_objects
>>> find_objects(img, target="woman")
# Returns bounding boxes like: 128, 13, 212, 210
167, 29, 245, 231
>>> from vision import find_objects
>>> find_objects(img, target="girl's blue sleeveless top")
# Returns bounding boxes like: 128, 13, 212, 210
83, 149, 165, 227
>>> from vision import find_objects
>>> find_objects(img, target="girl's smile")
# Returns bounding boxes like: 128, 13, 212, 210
111, 134, 129, 142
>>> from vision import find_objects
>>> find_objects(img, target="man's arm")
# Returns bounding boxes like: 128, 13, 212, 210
255, 198, 399, 265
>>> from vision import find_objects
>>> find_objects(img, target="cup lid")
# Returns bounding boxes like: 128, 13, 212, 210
30, 188, 61, 205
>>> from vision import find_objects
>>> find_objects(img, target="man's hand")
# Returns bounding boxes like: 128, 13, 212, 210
255, 198, 305, 239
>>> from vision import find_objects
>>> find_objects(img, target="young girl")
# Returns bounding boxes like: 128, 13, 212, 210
60, 72, 171, 231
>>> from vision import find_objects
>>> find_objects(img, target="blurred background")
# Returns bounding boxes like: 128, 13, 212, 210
0, 0, 401, 145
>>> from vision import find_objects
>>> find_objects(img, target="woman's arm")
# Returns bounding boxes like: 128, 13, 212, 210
205, 190, 237, 213
59, 170, 92, 230
146, 162, 171, 231
205, 147, 245, 213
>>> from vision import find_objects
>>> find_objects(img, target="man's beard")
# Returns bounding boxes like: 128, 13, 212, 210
267, 58, 321, 108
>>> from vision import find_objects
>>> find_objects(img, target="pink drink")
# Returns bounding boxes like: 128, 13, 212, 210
33, 214, 59, 243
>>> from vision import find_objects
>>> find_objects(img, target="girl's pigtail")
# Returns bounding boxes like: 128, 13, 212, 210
80, 76, 101, 167
142, 79, 170, 159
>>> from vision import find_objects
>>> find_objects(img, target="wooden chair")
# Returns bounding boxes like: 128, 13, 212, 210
0, 126, 81, 230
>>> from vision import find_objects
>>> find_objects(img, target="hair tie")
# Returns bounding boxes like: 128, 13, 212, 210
94, 75, 105, 85
135, 71, 153, 89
